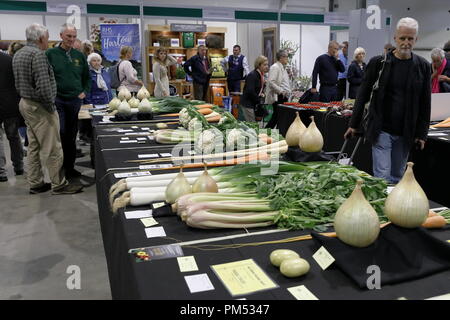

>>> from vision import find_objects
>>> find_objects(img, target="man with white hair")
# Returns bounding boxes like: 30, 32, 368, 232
46, 23, 90, 179
12, 23, 83, 194
344, 17, 431, 184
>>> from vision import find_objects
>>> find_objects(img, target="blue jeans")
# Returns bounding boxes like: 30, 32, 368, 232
55, 97, 82, 172
372, 131, 410, 184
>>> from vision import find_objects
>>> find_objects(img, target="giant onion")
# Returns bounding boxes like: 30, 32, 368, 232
384, 162, 429, 228
333, 180, 380, 247
299, 116, 323, 152
192, 163, 219, 193
285, 112, 306, 147
137, 86, 150, 100
118, 87, 131, 101
165, 165, 192, 204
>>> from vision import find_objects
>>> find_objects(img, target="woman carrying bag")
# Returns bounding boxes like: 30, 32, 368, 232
240, 56, 269, 122
118, 46, 143, 95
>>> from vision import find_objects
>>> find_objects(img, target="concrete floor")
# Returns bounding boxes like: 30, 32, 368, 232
0, 138, 111, 300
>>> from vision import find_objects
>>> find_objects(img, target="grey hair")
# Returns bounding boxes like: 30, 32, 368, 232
353, 47, 366, 60
396, 17, 419, 33
82, 39, 93, 47
87, 52, 102, 64
60, 23, 77, 34
25, 23, 48, 42
276, 50, 288, 61
431, 47, 445, 60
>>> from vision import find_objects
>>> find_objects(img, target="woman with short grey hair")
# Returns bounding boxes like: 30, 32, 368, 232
431, 47, 450, 93
347, 47, 367, 99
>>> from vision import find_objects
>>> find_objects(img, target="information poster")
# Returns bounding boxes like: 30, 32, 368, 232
100, 24, 141, 62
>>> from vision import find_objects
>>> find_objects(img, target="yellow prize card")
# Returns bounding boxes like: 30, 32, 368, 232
211, 259, 278, 297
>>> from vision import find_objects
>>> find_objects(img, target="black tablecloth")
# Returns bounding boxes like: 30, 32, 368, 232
93, 118, 450, 300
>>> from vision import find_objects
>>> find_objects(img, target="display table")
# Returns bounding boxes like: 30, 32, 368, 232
93, 117, 450, 300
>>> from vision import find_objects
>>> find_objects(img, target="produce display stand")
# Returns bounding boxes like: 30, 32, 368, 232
92, 115, 450, 300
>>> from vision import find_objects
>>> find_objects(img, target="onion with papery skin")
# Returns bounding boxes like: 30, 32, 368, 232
118, 87, 131, 101
165, 165, 192, 204
333, 180, 380, 247
117, 100, 132, 115
156, 123, 168, 129
129, 96, 140, 108
108, 97, 121, 110
384, 162, 429, 228
299, 116, 323, 152
137, 86, 150, 100
138, 98, 152, 113
285, 112, 306, 147
192, 163, 218, 193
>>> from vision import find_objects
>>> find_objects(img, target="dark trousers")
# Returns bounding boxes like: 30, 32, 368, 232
193, 82, 210, 102
265, 95, 288, 129
227, 79, 241, 94
55, 97, 82, 173
0, 117, 24, 175
337, 78, 347, 100
319, 85, 338, 102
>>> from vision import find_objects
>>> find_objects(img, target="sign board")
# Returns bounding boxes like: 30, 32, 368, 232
170, 24, 207, 33
203, 8, 235, 20
325, 12, 350, 25
100, 24, 141, 62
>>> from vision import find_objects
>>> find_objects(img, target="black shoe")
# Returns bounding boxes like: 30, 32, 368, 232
52, 183, 83, 195
15, 169, 24, 176
66, 169, 82, 179
0, 176, 8, 182
30, 183, 51, 194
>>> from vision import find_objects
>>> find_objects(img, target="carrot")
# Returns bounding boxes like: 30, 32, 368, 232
194, 104, 213, 109
162, 113, 180, 117
428, 210, 438, 217
206, 116, 221, 123
152, 152, 270, 171
259, 136, 273, 145
421, 215, 447, 228
198, 108, 213, 115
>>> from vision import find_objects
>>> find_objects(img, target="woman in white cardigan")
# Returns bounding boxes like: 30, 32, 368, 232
265, 50, 291, 128
153, 47, 177, 97
118, 46, 144, 94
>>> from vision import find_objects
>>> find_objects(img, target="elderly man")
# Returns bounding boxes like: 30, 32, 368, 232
46, 23, 90, 179
264, 49, 291, 129
344, 17, 431, 184
311, 41, 345, 102
13, 23, 82, 194
184, 45, 212, 102
220, 45, 250, 93
337, 41, 349, 100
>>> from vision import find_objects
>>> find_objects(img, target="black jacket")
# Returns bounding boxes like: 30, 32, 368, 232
240, 69, 264, 108
347, 61, 366, 99
438, 58, 450, 93
0, 52, 20, 119
349, 51, 431, 145
184, 54, 212, 85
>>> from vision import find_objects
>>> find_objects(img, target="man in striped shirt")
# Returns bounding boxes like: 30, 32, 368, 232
13, 23, 82, 195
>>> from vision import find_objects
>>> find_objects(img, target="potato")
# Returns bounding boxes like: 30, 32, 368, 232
280, 258, 310, 278
270, 249, 300, 267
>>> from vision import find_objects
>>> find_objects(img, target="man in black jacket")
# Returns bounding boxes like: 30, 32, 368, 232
0, 51, 24, 182
184, 45, 212, 102
344, 17, 431, 184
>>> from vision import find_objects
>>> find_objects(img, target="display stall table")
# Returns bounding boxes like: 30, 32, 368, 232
93, 118, 450, 300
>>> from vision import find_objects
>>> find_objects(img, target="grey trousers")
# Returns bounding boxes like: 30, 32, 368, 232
0, 117, 24, 177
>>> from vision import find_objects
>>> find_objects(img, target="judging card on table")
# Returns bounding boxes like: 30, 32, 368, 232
184, 274, 214, 293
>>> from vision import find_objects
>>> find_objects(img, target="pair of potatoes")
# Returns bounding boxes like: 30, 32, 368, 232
270, 249, 310, 278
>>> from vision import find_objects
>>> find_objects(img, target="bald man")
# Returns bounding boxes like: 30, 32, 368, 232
311, 41, 345, 102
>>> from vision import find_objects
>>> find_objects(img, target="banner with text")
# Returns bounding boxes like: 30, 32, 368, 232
100, 24, 141, 62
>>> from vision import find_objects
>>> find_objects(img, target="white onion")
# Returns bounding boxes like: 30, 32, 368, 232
108, 97, 121, 110
117, 100, 132, 115
137, 86, 150, 100
285, 112, 306, 147
299, 116, 323, 152
118, 87, 131, 101
165, 166, 192, 204
334, 180, 380, 247
384, 162, 429, 228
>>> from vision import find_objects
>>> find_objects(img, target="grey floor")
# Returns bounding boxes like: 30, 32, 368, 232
0, 137, 111, 300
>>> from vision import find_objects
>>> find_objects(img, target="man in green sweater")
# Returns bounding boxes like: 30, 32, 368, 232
46, 23, 90, 179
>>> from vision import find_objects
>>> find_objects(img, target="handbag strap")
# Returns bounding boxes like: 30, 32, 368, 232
363, 52, 388, 118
